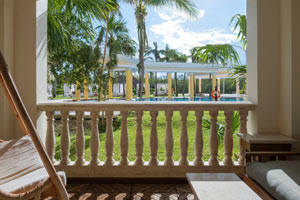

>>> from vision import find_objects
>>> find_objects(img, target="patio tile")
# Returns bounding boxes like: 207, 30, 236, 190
131, 184, 176, 193
66, 183, 91, 193
174, 184, 193, 193
87, 183, 132, 193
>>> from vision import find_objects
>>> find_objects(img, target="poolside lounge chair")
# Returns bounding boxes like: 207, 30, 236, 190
0, 51, 69, 200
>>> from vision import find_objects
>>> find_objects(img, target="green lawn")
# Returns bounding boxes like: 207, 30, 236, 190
54, 111, 240, 162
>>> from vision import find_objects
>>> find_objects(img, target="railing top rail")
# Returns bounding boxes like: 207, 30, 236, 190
37, 101, 256, 112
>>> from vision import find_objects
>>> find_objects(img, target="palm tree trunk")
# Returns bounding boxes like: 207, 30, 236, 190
98, 18, 109, 101
174, 72, 178, 97
53, 79, 57, 98
138, 29, 145, 100
182, 73, 186, 97
155, 72, 158, 96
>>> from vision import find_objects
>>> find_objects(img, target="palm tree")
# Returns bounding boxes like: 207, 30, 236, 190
230, 14, 247, 79
230, 14, 247, 51
161, 45, 187, 96
123, 0, 198, 99
191, 44, 240, 66
96, 14, 137, 100
48, 0, 118, 54
148, 42, 163, 96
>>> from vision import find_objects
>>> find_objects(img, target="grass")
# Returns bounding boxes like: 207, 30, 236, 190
54, 111, 240, 162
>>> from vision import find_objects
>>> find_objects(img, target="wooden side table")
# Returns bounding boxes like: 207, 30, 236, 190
238, 133, 297, 152
238, 133, 297, 163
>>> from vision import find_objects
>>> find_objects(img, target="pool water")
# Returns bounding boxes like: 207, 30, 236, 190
134, 97, 244, 102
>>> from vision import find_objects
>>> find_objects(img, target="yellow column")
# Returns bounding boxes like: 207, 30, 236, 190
168, 73, 172, 98
217, 78, 221, 92
236, 77, 240, 94
130, 72, 133, 99
126, 69, 132, 100
199, 78, 202, 93
84, 80, 88, 100
190, 74, 194, 98
75, 81, 81, 101
212, 74, 217, 91
108, 72, 113, 99
145, 73, 149, 98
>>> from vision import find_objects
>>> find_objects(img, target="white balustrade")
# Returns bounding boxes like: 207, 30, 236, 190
179, 110, 189, 166
46, 111, 55, 163
60, 111, 70, 165
105, 111, 114, 166
37, 101, 255, 177
194, 110, 204, 166
149, 111, 159, 166
164, 110, 174, 166
238, 109, 249, 166
223, 110, 234, 166
134, 111, 144, 166
120, 111, 129, 166
75, 111, 85, 165
90, 111, 100, 165
209, 110, 219, 166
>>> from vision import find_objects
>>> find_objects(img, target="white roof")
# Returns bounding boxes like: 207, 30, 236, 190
113, 55, 234, 76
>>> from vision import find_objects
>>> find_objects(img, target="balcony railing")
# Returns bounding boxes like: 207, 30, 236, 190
37, 101, 255, 178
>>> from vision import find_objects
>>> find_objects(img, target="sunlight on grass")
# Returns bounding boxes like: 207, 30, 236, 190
54, 111, 240, 162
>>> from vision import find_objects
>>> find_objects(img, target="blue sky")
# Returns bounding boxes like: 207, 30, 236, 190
119, 0, 247, 65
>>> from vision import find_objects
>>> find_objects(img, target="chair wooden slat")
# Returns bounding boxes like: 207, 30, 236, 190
0, 51, 69, 200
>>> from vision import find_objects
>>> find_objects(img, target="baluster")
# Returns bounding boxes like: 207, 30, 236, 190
223, 110, 234, 166
60, 111, 70, 165
194, 111, 204, 166
149, 111, 159, 166
209, 110, 219, 166
120, 111, 129, 166
238, 110, 248, 166
46, 111, 55, 163
90, 111, 100, 166
104, 111, 114, 166
179, 110, 189, 166
75, 111, 85, 165
164, 110, 174, 166
134, 111, 144, 166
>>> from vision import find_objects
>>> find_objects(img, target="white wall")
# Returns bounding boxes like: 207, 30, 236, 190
0, 0, 47, 142
247, 0, 281, 134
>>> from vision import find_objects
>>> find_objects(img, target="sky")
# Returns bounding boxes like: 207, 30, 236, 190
119, 0, 247, 65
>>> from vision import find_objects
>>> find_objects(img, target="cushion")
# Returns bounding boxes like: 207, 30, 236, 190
0, 135, 66, 194
247, 161, 300, 200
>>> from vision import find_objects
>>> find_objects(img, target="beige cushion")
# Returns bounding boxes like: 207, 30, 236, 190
0, 136, 66, 194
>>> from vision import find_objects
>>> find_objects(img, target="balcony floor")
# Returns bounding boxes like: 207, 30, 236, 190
61, 179, 195, 200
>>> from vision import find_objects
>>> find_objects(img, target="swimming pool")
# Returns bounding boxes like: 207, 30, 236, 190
134, 97, 244, 102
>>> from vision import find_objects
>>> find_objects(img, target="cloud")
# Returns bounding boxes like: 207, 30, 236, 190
154, 7, 205, 22
150, 16, 237, 54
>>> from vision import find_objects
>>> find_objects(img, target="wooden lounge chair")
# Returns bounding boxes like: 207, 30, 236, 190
0, 51, 69, 200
